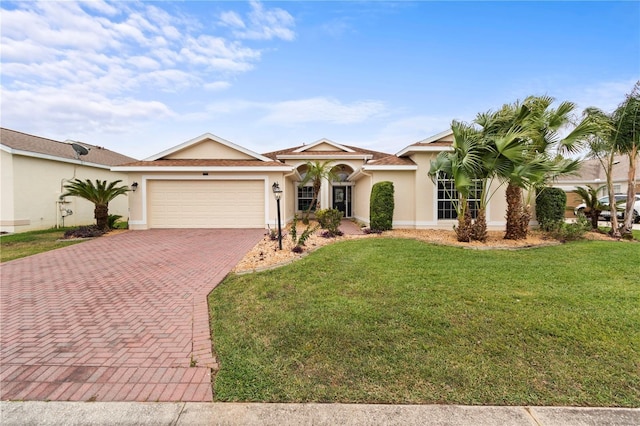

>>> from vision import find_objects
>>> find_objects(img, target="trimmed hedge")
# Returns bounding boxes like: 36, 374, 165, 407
536, 187, 567, 231
370, 181, 394, 231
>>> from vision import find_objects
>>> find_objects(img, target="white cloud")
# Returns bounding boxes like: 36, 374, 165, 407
219, 10, 246, 29
220, 0, 295, 41
0, 0, 296, 141
1, 85, 173, 137
567, 79, 639, 114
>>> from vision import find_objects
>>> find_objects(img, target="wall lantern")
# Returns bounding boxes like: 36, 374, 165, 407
131, 182, 139, 192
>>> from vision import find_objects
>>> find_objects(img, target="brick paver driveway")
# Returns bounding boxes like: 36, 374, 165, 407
0, 229, 264, 402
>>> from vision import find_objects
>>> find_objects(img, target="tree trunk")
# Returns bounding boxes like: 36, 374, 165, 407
95, 204, 109, 231
504, 183, 525, 240
455, 201, 472, 242
606, 158, 621, 238
590, 209, 601, 230
621, 148, 638, 237
471, 208, 487, 242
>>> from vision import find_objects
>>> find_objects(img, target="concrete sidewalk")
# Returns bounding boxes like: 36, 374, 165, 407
1, 402, 638, 425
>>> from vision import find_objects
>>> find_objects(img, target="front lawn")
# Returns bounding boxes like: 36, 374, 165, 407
209, 238, 640, 406
0, 228, 84, 262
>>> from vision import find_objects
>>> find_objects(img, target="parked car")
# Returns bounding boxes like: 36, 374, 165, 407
574, 194, 640, 223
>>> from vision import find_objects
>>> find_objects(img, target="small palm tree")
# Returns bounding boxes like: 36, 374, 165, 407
299, 160, 337, 222
62, 179, 129, 231
573, 185, 606, 230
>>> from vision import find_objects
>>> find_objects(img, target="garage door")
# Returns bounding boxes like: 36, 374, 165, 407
148, 180, 265, 228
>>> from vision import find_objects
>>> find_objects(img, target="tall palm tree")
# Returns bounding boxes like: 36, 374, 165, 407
613, 83, 640, 236
429, 120, 488, 242
62, 179, 129, 230
476, 96, 595, 239
298, 160, 337, 222
582, 107, 621, 236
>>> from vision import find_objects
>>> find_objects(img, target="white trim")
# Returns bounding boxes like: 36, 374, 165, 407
415, 129, 454, 145
137, 174, 271, 228
396, 145, 453, 156
362, 165, 418, 171
292, 138, 355, 153
1, 144, 113, 170
144, 132, 274, 162
111, 166, 292, 172
276, 154, 373, 160
395, 129, 454, 157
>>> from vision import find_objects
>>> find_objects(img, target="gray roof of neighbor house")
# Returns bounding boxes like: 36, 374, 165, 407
555, 155, 639, 183
0, 128, 137, 166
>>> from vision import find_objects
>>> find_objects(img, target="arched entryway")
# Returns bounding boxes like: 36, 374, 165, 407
330, 164, 354, 218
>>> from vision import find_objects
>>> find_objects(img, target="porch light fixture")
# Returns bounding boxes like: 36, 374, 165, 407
131, 182, 138, 192
272, 182, 283, 250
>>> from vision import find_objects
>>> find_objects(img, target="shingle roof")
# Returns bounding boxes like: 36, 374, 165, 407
366, 155, 416, 166
407, 141, 452, 147
555, 155, 639, 182
1, 128, 136, 166
118, 159, 287, 167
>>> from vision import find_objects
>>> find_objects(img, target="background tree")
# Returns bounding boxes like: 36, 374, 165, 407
573, 185, 607, 230
581, 107, 621, 236
62, 179, 129, 231
613, 82, 640, 236
298, 160, 337, 223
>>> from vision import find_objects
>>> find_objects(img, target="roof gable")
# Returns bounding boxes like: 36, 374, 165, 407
396, 129, 454, 157
145, 133, 273, 162
0, 127, 136, 166
293, 139, 355, 153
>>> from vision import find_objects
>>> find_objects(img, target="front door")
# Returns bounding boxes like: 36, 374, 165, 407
332, 186, 351, 217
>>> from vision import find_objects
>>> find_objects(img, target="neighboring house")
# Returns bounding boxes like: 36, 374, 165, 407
552, 155, 640, 217
113, 130, 510, 230
1, 128, 136, 233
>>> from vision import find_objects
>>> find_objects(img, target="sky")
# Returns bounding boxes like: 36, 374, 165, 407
1, 1, 639, 160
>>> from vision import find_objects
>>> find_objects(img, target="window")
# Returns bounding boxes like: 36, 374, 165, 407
436, 172, 481, 219
297, 186, 315, 211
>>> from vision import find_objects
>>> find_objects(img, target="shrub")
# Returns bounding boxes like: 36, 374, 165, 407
545, 215, 590, 242
107, 214, 123, 229
536, 188, 567, 231
320, 230, 343, 238
316, 208, 343, 236
370, 181, 394, 231
64, 225, 105, 239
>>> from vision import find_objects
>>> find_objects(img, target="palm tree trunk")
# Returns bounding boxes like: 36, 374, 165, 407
621, 148, 638, 237
95, 204, 109, 231
472, 208, 487, 242
455, 199, 472, 242
504, 183, 524, 240
590, 209, 601, 230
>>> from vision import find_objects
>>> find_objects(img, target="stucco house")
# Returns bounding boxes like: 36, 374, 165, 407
113, 130, 510, 230
1, 128, 136, 233
552, 154, 640, 217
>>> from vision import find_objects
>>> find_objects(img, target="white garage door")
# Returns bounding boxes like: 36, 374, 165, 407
148, 180, 265, 228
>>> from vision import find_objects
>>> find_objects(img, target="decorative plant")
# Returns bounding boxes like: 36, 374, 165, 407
315, 208, 343, 237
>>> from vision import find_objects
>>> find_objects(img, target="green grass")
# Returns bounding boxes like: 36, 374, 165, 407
0, 228, 85, 262
209, 238, 640, 406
